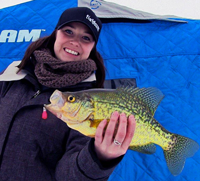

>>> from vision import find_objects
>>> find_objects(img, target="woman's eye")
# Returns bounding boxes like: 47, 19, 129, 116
82, 36, 91, 41
65, 29, 73, 35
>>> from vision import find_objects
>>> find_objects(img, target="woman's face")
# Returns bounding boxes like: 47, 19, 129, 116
54, 22, 95, 62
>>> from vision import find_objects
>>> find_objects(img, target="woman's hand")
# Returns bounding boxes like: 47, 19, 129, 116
94, 111, 136, 162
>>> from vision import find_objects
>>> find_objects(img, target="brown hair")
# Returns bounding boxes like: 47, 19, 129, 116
18, 30, 105, 88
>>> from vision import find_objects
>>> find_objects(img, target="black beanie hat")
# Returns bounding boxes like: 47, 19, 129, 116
56, 7, 102, 42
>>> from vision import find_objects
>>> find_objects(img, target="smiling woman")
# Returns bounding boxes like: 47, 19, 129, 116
18, 7, 105, 88
54, 22, 95, 62
0, 6, 136, 181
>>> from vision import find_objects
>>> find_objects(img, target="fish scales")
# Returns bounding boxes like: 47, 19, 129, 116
92, 92, 131, 118
46, 87, 199, 176
91, 89, 152, 119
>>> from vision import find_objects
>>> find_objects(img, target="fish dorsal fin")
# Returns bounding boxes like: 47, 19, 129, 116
118, 87, 164, 116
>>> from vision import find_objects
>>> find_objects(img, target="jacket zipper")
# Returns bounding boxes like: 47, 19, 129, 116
31, 90, 41, 99
31, 90, 48, 119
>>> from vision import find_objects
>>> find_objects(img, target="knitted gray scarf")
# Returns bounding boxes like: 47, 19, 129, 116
33, 49, 97, 88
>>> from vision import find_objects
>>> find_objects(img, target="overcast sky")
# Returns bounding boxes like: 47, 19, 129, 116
1, 0, 200, 19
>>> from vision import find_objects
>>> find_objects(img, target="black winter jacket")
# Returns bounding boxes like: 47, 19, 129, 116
0, 61, 118, 181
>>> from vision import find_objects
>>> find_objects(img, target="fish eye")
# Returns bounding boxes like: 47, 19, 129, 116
67, 95, 76, 103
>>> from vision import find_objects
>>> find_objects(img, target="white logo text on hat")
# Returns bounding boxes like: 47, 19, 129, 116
86, 14, 100, 32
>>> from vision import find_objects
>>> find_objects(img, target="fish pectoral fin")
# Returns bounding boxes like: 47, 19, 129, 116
67, 120, 96, 137
90, 119, 103, 128
129, 143, 156, 154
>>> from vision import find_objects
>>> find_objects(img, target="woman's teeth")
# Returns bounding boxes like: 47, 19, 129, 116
65, 48, 78, 55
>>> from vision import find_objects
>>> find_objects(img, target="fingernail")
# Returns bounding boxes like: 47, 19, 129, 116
129, 115, 135, 119
112, 111, 119, 116
120, 112, 126, 117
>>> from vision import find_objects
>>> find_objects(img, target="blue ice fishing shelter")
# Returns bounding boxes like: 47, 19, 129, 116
0, 0, 200, 180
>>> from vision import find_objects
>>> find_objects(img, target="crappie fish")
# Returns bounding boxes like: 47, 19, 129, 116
45, 87, 199, 176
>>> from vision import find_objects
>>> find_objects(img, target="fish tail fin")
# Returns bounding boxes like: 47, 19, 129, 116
164, 134, 199, 176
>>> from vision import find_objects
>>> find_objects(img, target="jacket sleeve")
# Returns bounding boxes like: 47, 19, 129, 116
55, 129, 121, 181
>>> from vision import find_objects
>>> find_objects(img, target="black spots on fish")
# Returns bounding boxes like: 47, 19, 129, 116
114, 90, 133, 111
130, 143, 157, 154
149, 118, 170, 136
142, 118, 149, 123
164, 134, 199, 176
167, 136, 176, 150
